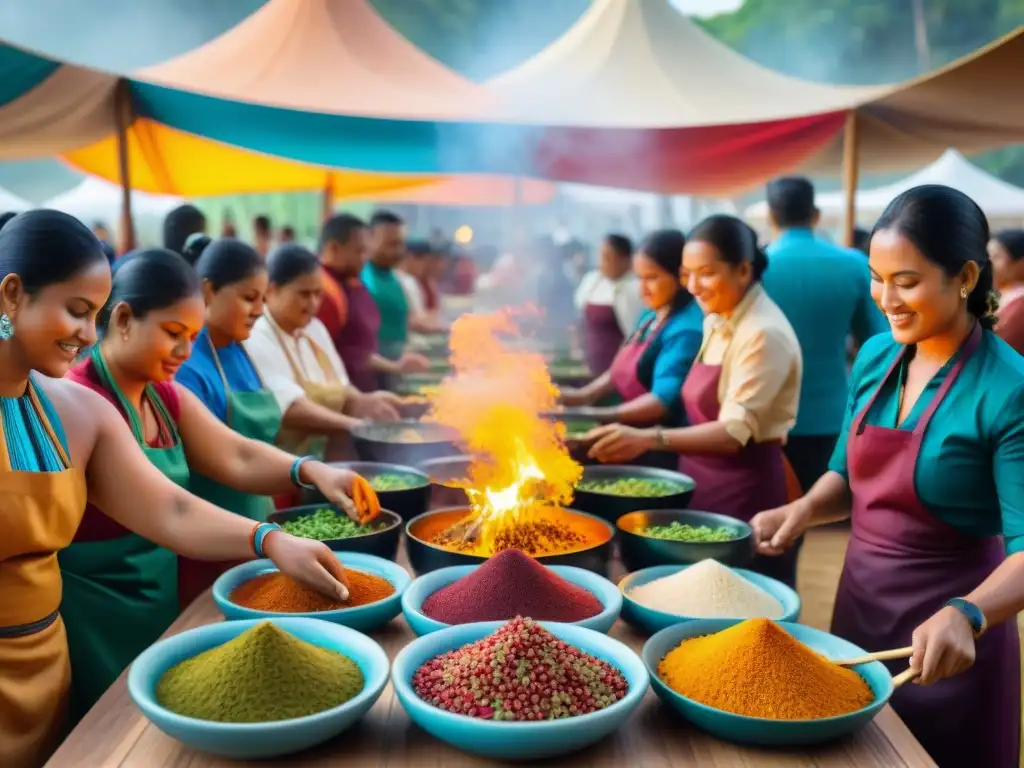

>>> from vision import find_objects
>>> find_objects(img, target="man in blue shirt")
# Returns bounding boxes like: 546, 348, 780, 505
761, 177, 888, 493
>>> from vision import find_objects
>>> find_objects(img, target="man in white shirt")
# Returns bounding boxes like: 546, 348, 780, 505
397, 240, 445, 335
574, 233, 644, 375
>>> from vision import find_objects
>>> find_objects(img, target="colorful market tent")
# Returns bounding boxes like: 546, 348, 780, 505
748, 149, 1024, 224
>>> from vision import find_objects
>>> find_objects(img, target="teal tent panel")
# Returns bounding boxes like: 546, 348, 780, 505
0, 44, 60, 107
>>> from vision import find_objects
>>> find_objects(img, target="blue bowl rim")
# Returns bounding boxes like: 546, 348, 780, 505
270, 505, 404, 540
392, 620, 650, 731
128, 616, 390, 732
402, 563, 623, 630
616, 509, 753, 541
576, 464, 696, 495
404, 506, 616, 555
642, 618, 894, 725
618, 563, 800, 622
213, 551, 411, 621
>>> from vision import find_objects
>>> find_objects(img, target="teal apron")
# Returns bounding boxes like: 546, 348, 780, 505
58, 348, 188, 723
179, 336, 282, 608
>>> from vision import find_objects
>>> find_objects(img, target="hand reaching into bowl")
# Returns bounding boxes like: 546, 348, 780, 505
299, 462, 381, 524
348, 391, 401, 421
586, 424, 657, 463
398, 352, 432, 373
261, 529, 351, 601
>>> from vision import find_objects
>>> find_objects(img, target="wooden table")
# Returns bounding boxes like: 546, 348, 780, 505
47, 592, 936, 768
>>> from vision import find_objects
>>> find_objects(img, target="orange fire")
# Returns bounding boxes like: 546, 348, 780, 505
427, 308, 582, 549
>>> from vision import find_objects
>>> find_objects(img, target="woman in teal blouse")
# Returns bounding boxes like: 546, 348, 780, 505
751, 185, 1022, 768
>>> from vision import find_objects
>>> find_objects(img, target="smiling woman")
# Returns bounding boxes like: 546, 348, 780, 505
750, 185, 1024, 768
58, 248, 377, 723
0, 211, 358, 768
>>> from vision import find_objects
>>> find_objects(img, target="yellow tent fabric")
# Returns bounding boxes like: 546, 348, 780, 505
61, 118, 441, 198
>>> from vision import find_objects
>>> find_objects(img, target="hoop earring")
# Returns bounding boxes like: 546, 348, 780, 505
0, 312, 12, 341
960, 286, 969, 300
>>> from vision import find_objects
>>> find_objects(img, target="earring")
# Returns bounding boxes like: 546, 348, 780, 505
961, 286, 969, 300
0, 312, 12, 341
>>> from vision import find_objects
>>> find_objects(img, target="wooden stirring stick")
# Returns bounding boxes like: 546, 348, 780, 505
834, 646, 914, 667
892, 667, 920, 688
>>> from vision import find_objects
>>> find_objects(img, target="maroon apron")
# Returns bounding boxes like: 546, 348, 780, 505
607, 318, 675, 470
583, 303, 625, 377
830, 324, 1019, 768
338, 278, 382, 393
679, 361, 798, 586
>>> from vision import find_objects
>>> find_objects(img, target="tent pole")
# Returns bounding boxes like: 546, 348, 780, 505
322, 173, 335, 222
841, 110, 860, 247
114, 79, 136, 254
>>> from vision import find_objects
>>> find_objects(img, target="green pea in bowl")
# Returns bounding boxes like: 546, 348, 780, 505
267, 505, 402, 560
569, 464, 695, 523
617, 509, 754, 572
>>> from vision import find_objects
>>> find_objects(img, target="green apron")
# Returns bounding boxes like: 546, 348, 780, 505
186, 335, 282, 523
58, 348, 188, 722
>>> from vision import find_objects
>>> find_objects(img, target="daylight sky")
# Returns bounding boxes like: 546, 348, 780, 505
670, 0, 743, 17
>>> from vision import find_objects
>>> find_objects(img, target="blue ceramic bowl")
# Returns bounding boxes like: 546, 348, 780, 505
642, 619, 894, 746
401, 564, 623, 636
619, 564, 801, 635
127, 617, 390, 759
213, 552, 411, 633
392, 621, 649, 760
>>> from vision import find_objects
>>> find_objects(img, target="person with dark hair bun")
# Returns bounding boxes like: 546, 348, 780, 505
248, 244, 402, 465
175, 239, 375, 607
162, 204, 206, 257
56, 248, 375, 722
316, 214, 428, 392
590, 215, 802, 585
990, 228, 1024, 354
181, 232, 212, 267
564, 229, 703, 467
753, 184, 1024, 768
762, 175, 886, 494
573, 232, 645, 376
0, 214, 356, 768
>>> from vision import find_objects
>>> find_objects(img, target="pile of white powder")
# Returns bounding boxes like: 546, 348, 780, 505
629, 559, 784, 619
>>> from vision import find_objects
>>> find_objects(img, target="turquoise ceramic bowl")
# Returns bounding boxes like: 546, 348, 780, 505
392, 621, 649, 760
619, 564, 800, 635
127, 617, 389, 759
401, 564, 622, 636
642, 619, 894, 746
213, 552, 410, 633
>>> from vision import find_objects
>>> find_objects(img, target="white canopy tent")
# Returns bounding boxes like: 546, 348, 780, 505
42, 177, 183, 245
746, 149, 1024, 227
0, 186, 31, 213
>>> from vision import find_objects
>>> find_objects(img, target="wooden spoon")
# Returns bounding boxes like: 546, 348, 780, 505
834, 646, 913, 667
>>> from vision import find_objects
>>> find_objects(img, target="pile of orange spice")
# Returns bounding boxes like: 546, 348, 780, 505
230, 570, 394, 613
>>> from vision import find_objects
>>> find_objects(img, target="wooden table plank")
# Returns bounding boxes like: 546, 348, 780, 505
46, 592, 936, 768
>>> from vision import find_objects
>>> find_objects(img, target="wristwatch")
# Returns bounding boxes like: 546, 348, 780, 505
945, 597, 987, 637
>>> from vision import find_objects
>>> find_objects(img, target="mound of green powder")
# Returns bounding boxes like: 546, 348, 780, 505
156, 622, 364, 723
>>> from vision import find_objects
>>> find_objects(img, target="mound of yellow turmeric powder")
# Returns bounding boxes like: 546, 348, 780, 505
658, 619, 874, 720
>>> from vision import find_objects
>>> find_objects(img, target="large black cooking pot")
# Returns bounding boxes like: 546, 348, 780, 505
297, 461, 430, 521
350, 420, 461, 467
570, 464, 696, 523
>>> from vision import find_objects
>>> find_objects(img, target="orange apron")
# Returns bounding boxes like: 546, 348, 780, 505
0, 383, 87, 768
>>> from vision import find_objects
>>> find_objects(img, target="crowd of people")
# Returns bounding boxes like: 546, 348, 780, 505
1, 175, 1024, 768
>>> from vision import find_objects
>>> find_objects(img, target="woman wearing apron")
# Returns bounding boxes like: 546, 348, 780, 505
248, 244, 401, 462
59, 248, 376, 722
752, 186, 1022, 767
175, 239, 366, 607
989, 228, 1024, 354
589, 216, 803, 586
561, 230, 704, 466
0, 211, 354, 768
573, 234, 645, 377
316, 214, 428, 391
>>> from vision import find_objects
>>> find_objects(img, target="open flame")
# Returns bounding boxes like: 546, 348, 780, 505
427, 308, 582, 551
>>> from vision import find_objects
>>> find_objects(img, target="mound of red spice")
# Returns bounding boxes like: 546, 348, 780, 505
421, 549, 603, 624
412, 617, 628, 721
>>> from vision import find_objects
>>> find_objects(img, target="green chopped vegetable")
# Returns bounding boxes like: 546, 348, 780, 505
369, 472, 426, 492
576, 477, 689, 497
643, 521, 738, 542
280, 508, 375, 541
